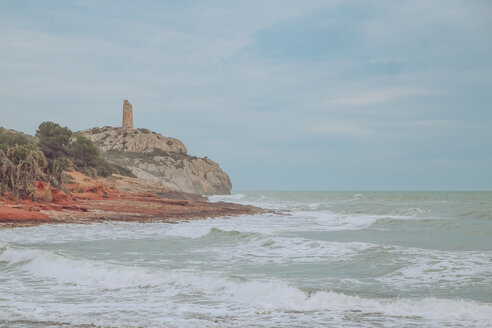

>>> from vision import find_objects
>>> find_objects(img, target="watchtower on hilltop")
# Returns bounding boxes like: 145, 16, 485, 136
122, 99, 133, 129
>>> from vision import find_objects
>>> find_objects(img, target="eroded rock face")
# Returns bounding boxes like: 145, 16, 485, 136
81, 127, 187, 153
79, 127, 231, 195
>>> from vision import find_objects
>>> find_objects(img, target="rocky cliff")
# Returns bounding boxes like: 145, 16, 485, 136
79, 127, 232, 195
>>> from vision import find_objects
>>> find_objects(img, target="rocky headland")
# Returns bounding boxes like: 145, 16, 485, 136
80, 127, 232, 195
0, 124, 261, 228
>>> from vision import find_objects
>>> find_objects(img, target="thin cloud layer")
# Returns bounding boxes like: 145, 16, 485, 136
0, 0, 491, 190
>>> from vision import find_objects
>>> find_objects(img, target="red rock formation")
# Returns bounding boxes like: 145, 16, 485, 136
0, 205, 50, 222
0, 170, 263, 228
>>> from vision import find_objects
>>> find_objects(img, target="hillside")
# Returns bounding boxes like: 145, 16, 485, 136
1, 123, 255, 228
79, 127, 232, 195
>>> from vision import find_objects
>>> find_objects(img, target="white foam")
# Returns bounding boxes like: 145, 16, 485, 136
208, 193, 246, 202
2, 244, 492, 327
0, 207, 439, 249
377, 246, 492, 288
208, 193, 300, 211
191, 229, 374, 264
2, 191, 491, 327
0, 246, 163, 289
2, 246, 491, 326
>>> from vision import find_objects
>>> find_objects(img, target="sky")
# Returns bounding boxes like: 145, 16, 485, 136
1, 0, 491, 191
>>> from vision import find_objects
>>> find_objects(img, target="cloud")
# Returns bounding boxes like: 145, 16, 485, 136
330, 88, 431, 106
0, 0, 491, 190
305, 121, 377, 138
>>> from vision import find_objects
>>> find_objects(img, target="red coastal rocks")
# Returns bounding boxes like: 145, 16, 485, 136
0, 170, 262, 229
0, 206, 50, 222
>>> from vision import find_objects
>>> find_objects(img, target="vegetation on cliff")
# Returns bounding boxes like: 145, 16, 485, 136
0, 127, 36, 151
0, 122, 134, 200
0, 144, 47, 198
35, 122, 134, 180
80, 127, 232, 195
1, 122, 231, 198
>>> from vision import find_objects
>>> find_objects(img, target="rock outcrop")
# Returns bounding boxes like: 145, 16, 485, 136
79, 127, 232, 195
1, 170, 260, 229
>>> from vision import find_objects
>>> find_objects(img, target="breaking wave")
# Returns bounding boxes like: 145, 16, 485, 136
2, 191, 492, 327
1, 243, 491, 327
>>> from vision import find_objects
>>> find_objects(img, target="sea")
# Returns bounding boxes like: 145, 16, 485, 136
0, 191, 491, 328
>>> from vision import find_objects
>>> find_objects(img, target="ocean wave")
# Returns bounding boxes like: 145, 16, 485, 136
2, 191, 492, 327
4, 238, 490, 299
172, 273, 492, 323
390, 207, 427, 216
288, 210, 427, 231
0, 210, 432, 247
192, 228, 375, 264
208, 193, 300, 211
0, 245, 163, 289
166, 211, 413, 237
198, 227, 252, 240
2, 243, 491, 327
376, 247, 492, 288
208, 193, 246, 202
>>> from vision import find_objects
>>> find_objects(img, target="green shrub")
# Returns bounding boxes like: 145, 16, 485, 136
46, 157, 72, 184
69, 135, 100, 168
0, 144, 47, 198
109, 163, 136, 178
36, 121, 72, 160
1, 123, 138, 198
0, 128, 34, 153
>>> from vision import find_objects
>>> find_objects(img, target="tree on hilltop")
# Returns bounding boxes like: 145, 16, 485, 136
70, 135, 100, 168
0, 127, 34, 153
36, 121, 72, 160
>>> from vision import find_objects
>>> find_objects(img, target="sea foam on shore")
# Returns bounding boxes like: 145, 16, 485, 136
1, 191, 491, 327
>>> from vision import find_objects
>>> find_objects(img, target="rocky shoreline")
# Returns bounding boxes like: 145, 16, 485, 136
0, 171, 262, 229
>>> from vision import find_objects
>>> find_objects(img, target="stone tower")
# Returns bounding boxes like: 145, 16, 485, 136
122, 99, 133, 129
